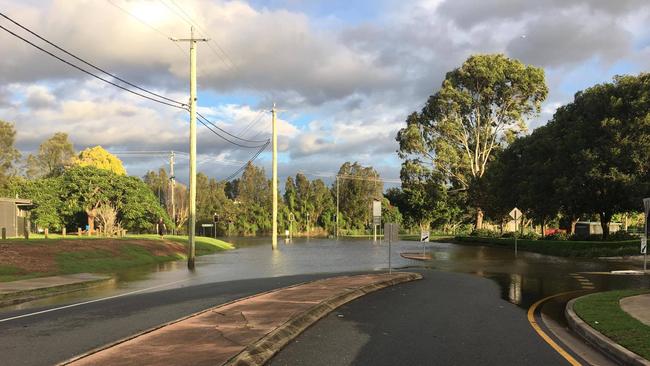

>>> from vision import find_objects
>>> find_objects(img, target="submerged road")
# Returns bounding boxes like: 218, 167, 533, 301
0, 238, 647, 365
270, 270, 568, 366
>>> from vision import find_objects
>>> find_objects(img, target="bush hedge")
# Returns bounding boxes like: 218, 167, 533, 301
455, 236, 640, 257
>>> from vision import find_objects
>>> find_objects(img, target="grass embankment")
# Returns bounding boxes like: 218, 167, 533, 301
0, 235, 233, 282
454, 236, 639, 257
574, 290, 650, 360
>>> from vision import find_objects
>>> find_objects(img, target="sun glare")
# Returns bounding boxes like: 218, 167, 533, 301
130, 1, 168, 25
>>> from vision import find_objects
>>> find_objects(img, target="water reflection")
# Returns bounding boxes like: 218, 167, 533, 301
508, 274, 522, 305
2, 237, 649, 314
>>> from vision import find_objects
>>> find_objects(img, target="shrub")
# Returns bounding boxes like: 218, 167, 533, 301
521, 231, 541, 240
608, 230, 638, 241
470, 228, 501, 238
501, 232, 515, 238
542, 232, 568, 241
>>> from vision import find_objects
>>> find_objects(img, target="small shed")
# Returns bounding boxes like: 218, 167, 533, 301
0, 198, 33, 238
575, 221, 622, 239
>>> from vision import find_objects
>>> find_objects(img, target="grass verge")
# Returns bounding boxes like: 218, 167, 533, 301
574, 289, 650, 360
0, 235, 234, 282
453, 236, 639, 257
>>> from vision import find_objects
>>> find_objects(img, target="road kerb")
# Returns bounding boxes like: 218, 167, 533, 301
566, 297, 650, 366
224, 272, 422, 366
0, 274, 113, 307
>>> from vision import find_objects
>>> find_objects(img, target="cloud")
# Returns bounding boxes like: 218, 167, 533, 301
2, 0, 650, 183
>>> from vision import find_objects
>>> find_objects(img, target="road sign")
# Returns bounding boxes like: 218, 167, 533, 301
384, 223, 399, 242
201, 223, 214, 227
373, 216, 381, 225
373, 200, 382, 218
509, 207, 522, 220
421, 230, 430, 242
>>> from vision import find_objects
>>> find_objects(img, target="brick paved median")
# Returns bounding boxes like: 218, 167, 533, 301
64, 272, 421, 366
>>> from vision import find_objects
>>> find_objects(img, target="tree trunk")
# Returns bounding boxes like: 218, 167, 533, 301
570, 218, 578, 234
86, 209, 96, 234
599, 212, 611, 240
475, 208, 484, 230
541, 216, 546, 236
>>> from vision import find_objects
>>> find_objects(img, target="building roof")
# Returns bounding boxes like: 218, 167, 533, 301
0, 197, 33, 205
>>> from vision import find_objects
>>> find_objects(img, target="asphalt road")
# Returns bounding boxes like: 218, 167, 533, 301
0, 272, 350, 366
269, 270, 569, 366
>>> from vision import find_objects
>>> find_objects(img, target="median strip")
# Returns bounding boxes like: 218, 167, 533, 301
62, 271, 421, 366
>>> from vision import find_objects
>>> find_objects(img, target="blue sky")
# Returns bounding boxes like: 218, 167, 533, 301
1, 0, 649, 187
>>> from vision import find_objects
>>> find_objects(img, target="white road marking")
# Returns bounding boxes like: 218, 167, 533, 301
0, 277, 195, 323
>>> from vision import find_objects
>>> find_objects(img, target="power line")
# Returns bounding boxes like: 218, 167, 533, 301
196, 111, 268, 144
197, 116, 268, 149
237, 109, 266, 137
105, 0, 185, 55
160, 0, 236, 71
223, 141, 270, 181
0, 11, 186, 108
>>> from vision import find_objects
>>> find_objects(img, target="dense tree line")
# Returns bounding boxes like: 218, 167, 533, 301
483, 74, 650, 238
395, 54, 650, 239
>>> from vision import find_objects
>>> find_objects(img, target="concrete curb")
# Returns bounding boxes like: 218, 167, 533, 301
566, 297, 650, 366
57, 279, 314, 366
224, 271, 422, 366
0, 276, 113, 307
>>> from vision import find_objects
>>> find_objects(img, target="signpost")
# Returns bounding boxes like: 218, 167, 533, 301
373, 200, 382, 242
509, 207, 522, 257
641, 198, 650, 272
201, 223, 214, 238
384, 223, 399, 274
288, 212, 295, 242
421, 230, 430, 258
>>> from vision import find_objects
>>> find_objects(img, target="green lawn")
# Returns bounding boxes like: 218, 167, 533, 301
574, 290, 650, 360
1, 235, 234, 282
454, 236, 640, 257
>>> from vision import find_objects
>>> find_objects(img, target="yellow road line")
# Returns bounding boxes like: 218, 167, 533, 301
527, 291, 586, 366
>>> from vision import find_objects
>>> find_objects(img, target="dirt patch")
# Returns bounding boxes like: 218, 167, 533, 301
0, 239, 186, 274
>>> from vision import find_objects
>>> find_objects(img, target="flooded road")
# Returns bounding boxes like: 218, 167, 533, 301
3, 237, 648, 315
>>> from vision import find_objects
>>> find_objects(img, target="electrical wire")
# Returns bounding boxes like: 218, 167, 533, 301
196, 111, 268, 144
105, 0, 185, 55
223, 141, 270, 181
0, 11, 186, 108
160, 0, 236, 71
237, 109, 265, 137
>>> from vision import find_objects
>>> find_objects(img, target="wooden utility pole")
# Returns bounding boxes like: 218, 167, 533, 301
272, 104, 278, 250
169, 151, 175, 235
336, 175, 339, 238
172, 27, 208, 269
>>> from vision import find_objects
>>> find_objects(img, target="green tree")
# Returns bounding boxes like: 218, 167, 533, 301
26, 132, 75, 178
0, 120, 21, 184
336, 162, 383, 232
547, 74, 650, 238
236, 163, 271, 235
60, 166, 168, 233
397, 54, 547, 229
72, 146, 126, 175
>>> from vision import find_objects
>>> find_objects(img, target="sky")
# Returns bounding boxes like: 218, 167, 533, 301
1, 0, 650, 187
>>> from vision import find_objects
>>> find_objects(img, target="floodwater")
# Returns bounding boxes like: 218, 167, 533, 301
2, 237, 649, 315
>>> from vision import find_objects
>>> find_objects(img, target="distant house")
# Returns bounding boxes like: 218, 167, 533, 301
574, 221, 621, 239
0, 198, 33, 238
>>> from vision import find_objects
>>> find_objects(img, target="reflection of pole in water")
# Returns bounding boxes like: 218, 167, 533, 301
508, 274, 523, 305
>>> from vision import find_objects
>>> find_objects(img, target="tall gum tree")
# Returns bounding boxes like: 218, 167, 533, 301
397, 54, 547, 229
